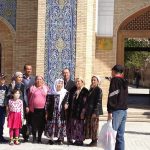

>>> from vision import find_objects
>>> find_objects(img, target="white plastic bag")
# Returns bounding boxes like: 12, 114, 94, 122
97, 120, 117, 150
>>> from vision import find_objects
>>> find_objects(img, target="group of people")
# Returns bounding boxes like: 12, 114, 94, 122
0, 64, 128, 150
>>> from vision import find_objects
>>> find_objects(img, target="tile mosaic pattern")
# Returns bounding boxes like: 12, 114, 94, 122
45, 0, 77, 86
0, 0, 16, 30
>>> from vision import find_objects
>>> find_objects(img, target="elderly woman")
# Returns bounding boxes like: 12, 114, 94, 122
84, 75, 103, 146
67, 77, 88, 146
6, 72, 29, 141
45, 79, 69, 145
28, 75, 49, 143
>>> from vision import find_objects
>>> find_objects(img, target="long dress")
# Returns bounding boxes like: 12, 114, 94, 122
45, 79, 68, 140
84, 86, 103, 140
45, 94, 66, 140
67, 87, 88, 142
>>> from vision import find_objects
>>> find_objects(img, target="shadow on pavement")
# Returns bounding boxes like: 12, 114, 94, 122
125, 131, 150, 135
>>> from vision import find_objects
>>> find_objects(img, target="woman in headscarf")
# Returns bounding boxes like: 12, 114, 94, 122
45, 79, 69, 145
6, 72, 29, 141
84, 75, 103, 146
28, 75, 49, 143
67, 77, 88, 146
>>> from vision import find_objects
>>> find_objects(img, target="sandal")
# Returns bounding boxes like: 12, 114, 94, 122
14, 137, 20, 145
9, 138, 14, 145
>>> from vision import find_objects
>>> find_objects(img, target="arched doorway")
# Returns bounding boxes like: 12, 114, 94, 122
117, 6, 150, 106
117, 6, 150, 65
0, 17, 15, 81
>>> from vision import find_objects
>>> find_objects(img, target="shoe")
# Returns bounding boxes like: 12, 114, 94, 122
23, 138, 28, 143
88, 140, 97, 146
32, 136, 37, 143
0, 137, 8, 143
55, 139, 63, 145
74, 141, 83, 146
67, 140, 74, 145
38, 137, 42, 144
14, 137, 21, 145
9, 139, 14, 145
48, 140, 54, 145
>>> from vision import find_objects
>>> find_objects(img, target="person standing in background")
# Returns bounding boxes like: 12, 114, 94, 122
134, 68, 141, 88
0, 73, 8, 143
107, 65, 128, 150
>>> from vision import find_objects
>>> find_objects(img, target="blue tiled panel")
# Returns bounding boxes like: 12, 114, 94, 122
0, 0, 16, 30
45, 0, 77, 86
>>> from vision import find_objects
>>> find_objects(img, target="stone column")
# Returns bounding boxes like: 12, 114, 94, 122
75, 0, 96, 87
36, 0, 46, 76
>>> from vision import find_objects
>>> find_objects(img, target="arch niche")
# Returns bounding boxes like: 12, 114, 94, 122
117, 6, 150, 65
0, 17, 15, 81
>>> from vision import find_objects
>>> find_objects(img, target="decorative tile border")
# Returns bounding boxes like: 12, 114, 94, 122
45, 0, 77, 86
0, 0, 16, 30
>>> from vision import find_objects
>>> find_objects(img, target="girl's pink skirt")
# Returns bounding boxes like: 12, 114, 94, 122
7, 112, 22, 128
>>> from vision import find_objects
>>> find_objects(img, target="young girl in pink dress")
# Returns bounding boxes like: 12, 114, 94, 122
7, 89, 23, 145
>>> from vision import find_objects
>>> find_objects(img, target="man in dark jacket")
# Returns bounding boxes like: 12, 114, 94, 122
107, 64, 128, 150
62, 68, 75, 145
62, 68, 75, 92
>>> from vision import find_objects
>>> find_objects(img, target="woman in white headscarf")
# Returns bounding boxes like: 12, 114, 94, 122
45, 79, 69, 145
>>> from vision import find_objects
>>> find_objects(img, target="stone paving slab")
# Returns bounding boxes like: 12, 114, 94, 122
1, 120, 150, 150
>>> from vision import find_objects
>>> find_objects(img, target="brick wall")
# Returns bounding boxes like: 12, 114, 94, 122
15, 0, 38, 75
0, 20, 14, 82
75, 0, 96, 87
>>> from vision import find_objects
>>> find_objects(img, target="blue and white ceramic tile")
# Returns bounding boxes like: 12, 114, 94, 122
0, 0, 16, 30
45, 0, 77, 87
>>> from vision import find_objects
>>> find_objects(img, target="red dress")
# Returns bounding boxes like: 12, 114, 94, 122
7, 99, 23, 129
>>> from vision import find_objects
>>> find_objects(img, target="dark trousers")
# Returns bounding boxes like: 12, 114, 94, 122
0, 106, 6, 138
31, 108, 45, 140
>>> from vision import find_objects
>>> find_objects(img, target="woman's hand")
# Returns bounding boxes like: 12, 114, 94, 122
64, 104, 69, 110
107, 113, 112, 121
26, 107, 29, 113
45, 113, 48, 121
80, 113, 84, 120
91, 113, 97, 119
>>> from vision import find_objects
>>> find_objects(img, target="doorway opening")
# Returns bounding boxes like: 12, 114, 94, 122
124, 38, 150, 106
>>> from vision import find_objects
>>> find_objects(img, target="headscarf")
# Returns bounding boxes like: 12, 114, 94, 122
11, 72, 23, 90
92, 75, 101, 83
90, 75, 101, 88
14, 72, 23, 78
51, 79, 67, 111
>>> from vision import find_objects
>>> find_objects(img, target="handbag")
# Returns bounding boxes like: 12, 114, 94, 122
21, 119, 31, 138
97, 120, 117, 150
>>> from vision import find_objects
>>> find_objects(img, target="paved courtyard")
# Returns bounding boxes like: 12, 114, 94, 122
1, 120, 150, 150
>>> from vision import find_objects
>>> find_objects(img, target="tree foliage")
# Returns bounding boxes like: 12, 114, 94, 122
125, 51, 150, 68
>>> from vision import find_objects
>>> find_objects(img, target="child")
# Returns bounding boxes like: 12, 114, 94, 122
0, 73, 8, 143
7, 89, 23, 145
